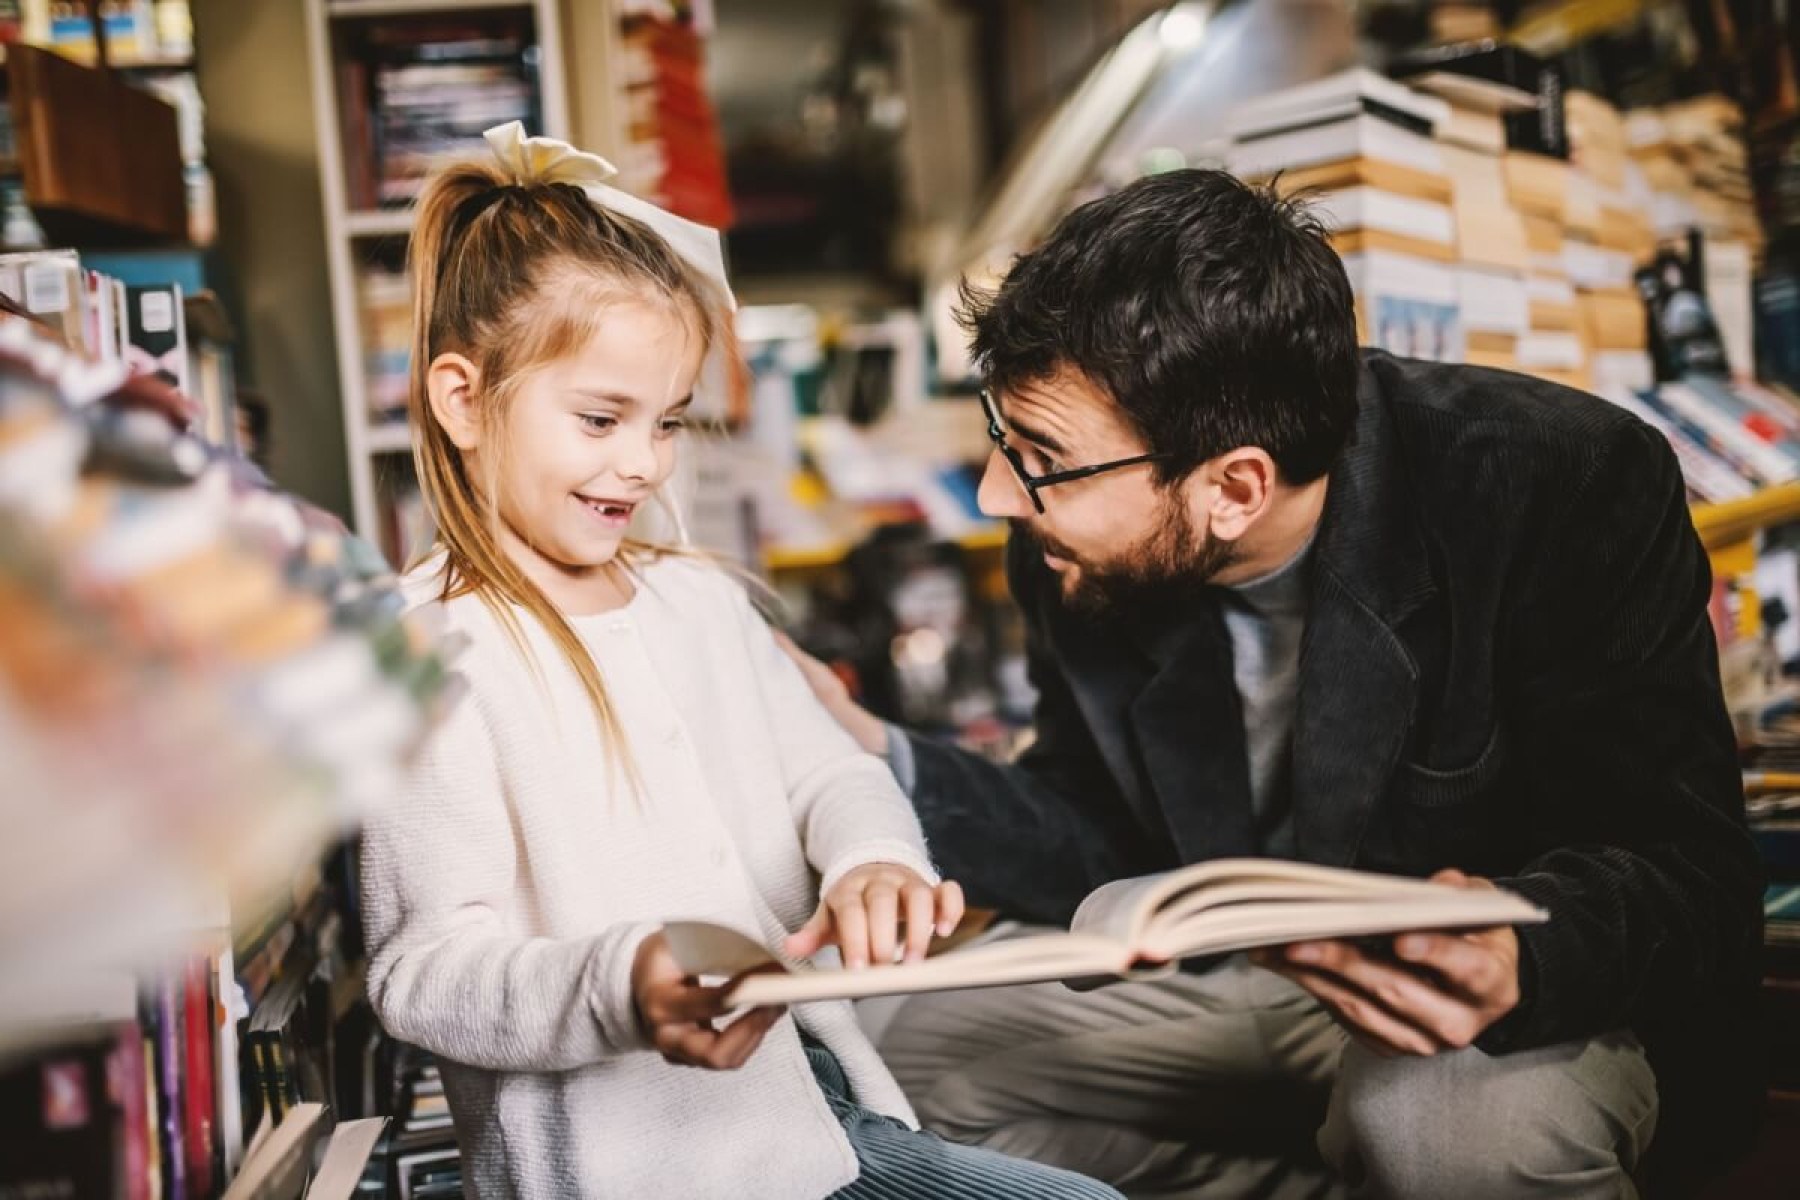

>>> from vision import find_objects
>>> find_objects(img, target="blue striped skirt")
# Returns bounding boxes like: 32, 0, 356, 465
805, 1039, 1124, 1200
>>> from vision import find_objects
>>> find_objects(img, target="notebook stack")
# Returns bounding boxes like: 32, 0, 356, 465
1226, 69, 1463, 364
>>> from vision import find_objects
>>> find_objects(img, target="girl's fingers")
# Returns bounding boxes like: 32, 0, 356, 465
831, 889, 871, 969
783, 906, 833, 959
935, 880, 965, 936
903, 883, 936, 963
866, 881, 900, 966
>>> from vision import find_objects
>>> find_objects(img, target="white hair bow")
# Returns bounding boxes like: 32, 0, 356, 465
482, 121, 736, 314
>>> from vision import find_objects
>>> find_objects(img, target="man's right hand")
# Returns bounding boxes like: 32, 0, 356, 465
774, 630, 890, 757
632, 931, 785, 1070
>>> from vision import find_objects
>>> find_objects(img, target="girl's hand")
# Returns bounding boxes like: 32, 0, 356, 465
784, 864, 965, 969
632, 931, 785, 1070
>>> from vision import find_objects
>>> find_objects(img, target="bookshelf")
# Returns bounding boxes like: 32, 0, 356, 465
304, 0, 580, 555
0, 308, 457, 1196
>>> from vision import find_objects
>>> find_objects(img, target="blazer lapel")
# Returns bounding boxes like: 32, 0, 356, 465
1290, 568, 1419, 865
1129, 597, 1257, 862
1291, 357, 1434, 866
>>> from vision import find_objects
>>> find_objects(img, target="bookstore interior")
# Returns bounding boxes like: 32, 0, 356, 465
12, 0, 1800, 1195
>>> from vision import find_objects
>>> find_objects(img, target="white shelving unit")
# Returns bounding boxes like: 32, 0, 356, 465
303, 0, 574, 547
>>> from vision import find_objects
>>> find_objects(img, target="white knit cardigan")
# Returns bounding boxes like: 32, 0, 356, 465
361, 554, 937, 1199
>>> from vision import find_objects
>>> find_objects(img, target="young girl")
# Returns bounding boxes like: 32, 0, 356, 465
359, 124, 1124, 1200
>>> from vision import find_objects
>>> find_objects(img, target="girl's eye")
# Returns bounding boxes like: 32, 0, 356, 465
579, 413, 617, 434
657, 417, 688, 436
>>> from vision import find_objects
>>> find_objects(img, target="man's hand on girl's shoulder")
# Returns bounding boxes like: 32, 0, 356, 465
784, 865, 966, 969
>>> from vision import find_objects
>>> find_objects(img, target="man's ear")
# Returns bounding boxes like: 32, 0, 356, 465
1203, 448, 1278, 541
426, 352, 482, 451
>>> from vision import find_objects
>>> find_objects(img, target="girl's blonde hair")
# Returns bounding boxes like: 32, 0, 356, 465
408, 155, 718, 774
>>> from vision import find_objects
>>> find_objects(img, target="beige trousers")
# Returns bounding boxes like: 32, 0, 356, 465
874, 941, 1658, 1200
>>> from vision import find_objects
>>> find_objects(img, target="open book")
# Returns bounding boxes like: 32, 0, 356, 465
665, 858, 1548, 1008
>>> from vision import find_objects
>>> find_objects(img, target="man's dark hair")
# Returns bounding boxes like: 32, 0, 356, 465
959, 169, 1360, 485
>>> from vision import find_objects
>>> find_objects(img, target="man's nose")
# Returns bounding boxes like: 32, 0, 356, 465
977, 450, 1033, 519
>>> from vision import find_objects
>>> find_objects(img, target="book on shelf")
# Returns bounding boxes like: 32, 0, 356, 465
1456, 266, 1529, 338
668, 858, 1546, 1008
1227, 114, 1445, 181
1390, 40, 1546, 115
336, 15, 542, 211
1260, 155, 1453, 204
1310, 185, 1456, 262
1341, 250, 1464, 364
1435, 101, 1506, 156
1224, 67, 1447, 143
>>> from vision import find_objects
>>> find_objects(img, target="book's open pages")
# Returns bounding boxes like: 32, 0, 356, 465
665, 859, 1547, 1009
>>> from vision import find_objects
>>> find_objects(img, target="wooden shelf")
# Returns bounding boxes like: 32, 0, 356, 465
1692, 484, 1800, 550
6, 43, 185, 245
345, 209, 414, 238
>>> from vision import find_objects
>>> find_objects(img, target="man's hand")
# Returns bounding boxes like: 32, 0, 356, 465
773, 630, 890, 757
784, 863, 966, 968
633, 931, 785, 1070
1249, 869, 1522, 1056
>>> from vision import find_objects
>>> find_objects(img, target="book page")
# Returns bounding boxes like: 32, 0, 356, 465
728, 932, 1128, 1007
1071, 858, 1438, 947
661, 922, 1129, 1008
1143, 889, 1547, 962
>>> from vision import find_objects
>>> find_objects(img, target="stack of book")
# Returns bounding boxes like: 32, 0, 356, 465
1627, 96, 1761, 257
1226, 69, 1463, 364
1391, 41, 1597, 390
337, 16, 540, 212
1404, 57, 1533, 374
615, 4, 733, 230
1562, 93, 1656, 394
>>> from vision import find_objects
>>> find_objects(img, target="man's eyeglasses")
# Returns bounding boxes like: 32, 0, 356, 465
978, 388, 1169, 514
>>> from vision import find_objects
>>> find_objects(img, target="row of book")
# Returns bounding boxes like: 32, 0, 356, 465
0, 247, 238, 454
335, 14, 541, 213
2, 0, 192, 65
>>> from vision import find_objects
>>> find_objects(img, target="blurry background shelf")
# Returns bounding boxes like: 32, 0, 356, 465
367, 422, 413, 454
345, 209, 416, 238
327, 0, 538, 16
1694, 485, 1800, 550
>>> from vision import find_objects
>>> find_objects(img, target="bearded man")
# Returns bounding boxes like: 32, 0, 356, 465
785, 169, 1763, 1199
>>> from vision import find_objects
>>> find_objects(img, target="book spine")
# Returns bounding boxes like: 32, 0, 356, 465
181, 956, 216, 1198
156, 976, 188, 1200
116, 1021, 153, 1200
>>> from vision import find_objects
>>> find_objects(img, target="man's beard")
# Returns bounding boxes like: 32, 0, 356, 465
1022, 492, 1239, 618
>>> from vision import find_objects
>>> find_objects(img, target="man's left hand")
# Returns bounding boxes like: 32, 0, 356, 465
1249, 869, 1521, 1056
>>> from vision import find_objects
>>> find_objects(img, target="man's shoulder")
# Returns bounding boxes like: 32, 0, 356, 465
1362, 351, 1672, 514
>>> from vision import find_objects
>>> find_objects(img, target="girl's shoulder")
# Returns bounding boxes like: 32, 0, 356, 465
630, 549, 755, 620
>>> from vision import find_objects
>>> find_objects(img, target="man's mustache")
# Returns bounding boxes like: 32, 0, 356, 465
1009, 519, 1079, 564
